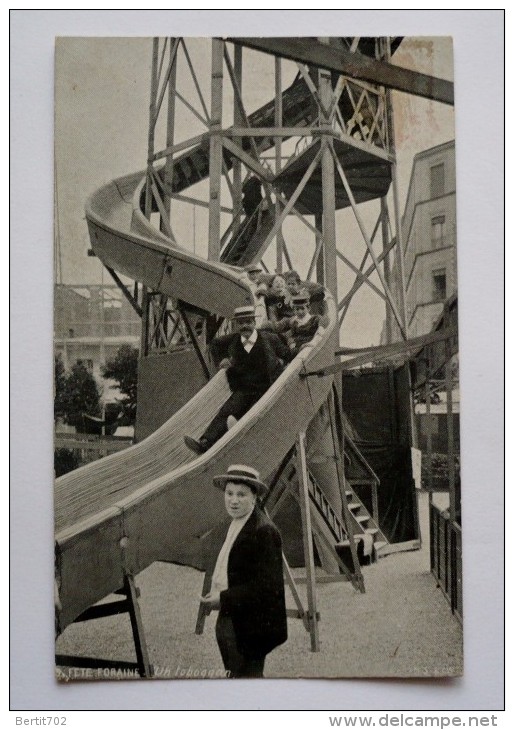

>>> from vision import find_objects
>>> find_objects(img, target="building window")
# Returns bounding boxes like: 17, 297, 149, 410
430, 163, 445, 198
76, 358, 94, 372
432, 269, 447, 301
431, 215, 446, 247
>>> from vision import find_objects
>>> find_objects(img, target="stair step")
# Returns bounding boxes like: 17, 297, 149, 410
364, 528, 379, 536
348, 502, 361, 511
373, 541, 388, 556
335, 536, 373, 568
345, 490, 353, 498
356, 515, 370, 524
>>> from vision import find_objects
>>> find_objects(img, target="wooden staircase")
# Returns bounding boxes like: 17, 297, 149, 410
341, 486, 388, 563
221, 206, 275, 266
343, 431, 390, 561
268, 453, 390, 573
310, 469, 389, 566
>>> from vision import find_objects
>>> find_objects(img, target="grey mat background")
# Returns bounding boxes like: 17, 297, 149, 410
10, 9, 504, 711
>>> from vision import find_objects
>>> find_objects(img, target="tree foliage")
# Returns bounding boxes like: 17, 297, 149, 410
102, 344, 139, 423
54, 448, 81, 477
60, 361, 102, 426
54, 353, 67, 421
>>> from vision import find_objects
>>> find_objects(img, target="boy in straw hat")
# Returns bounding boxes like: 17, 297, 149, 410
283, 270, 326, 316
265, 288, 328, 355
200, 464, 287, 678
185, 305, 291, 455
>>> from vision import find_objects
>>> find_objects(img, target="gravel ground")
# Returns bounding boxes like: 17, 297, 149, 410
56, 491, 462, 680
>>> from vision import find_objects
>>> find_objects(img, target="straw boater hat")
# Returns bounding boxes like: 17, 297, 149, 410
233, 305, 256, 320
213, 464, 268, 499
292, 289, 310, 306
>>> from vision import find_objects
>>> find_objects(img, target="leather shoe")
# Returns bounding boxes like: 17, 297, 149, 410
184, 435, 209, 455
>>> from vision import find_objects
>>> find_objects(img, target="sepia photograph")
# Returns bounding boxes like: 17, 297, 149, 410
8, 4, 507, 715
51, 33, 467, 682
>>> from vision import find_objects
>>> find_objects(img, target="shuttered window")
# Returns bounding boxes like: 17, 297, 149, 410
432, 269, 447, 301
430, 163, 445, 198
431, 215, 446, 247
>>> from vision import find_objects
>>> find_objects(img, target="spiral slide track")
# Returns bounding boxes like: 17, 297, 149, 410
55, 161, 337, 633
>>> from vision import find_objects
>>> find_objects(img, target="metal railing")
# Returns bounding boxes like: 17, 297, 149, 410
54, 321, 140, 339
54, 433, 134, 477
429, 502, 462, 622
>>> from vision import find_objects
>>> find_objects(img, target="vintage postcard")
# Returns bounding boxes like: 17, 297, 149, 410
53, 35, 463, 681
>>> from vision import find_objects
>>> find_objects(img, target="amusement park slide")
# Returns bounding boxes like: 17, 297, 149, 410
55, 159, 338, 635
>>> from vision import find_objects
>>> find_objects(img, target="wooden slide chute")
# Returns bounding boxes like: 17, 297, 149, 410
86, 170, 254, 319
56, 58, 360, 636
56, 198, 337, 630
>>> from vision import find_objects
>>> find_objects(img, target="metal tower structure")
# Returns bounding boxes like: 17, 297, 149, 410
133, 36, 454, 370
55, 39, 456, 665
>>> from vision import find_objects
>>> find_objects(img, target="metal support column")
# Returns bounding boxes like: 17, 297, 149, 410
315, 212, 325, 284
144, 38, 159, 219
445, 306, 456, 522
275, 57, 285, 273
425, 355, 434, 496
232, 45, 243, 229
208, 39, 224, 261
327, 388, 365, 593
380, 197, 392, 344
178, 305, 212, 382
140, 38, 160, 368
383, 37, 409, 338
162, 38, 178, 223
296, 431, 320, 652
319, 64, 337, 301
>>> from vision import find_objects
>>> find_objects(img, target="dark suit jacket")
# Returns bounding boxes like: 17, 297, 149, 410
203, 507, 288, 659
210, 330, 292, 392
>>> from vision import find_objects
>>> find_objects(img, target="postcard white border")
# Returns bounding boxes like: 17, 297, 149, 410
10, 9, 505, 711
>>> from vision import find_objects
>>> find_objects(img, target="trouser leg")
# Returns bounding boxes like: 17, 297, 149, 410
215, 614, 265, 679
240, 656, 265, 678
201, 391, 261, 447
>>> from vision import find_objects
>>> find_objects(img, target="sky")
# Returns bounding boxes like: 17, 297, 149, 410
55, 36, 455, 347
